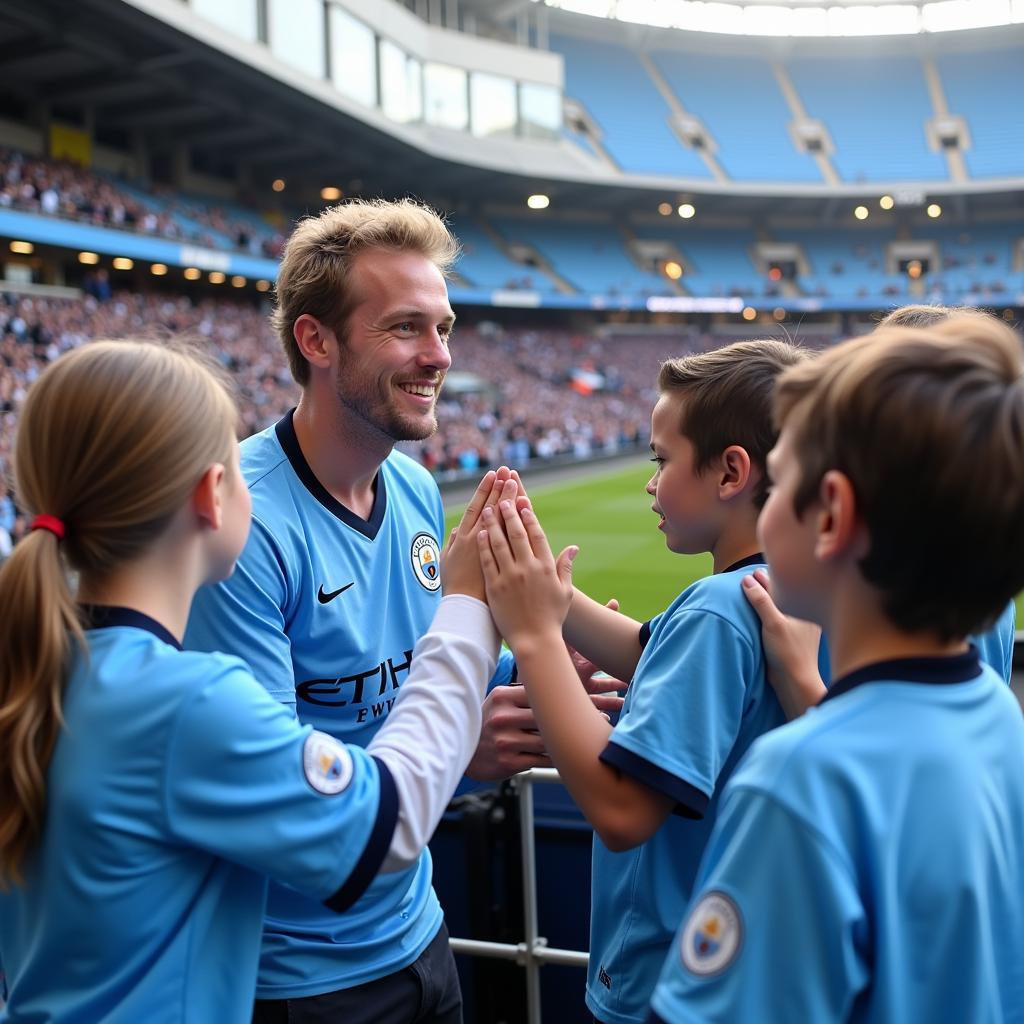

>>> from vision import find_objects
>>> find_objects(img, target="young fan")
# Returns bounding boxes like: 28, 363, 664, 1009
649, 319, 1024, 1021
0, 340, 506, 1023
476, 340, 812, 1024
745, 306, 1018, 716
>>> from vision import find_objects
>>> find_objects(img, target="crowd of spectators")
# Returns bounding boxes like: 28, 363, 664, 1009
0, 148, 287, 257
2, 288, 766, 551
0, 288, 295, 548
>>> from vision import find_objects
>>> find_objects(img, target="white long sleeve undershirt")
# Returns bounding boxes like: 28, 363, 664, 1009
367, 594, 500, 872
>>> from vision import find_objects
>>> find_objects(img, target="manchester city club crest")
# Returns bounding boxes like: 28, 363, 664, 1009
302, 731, 353, 795
680, 891, 743, 976
410, 532, 442, 591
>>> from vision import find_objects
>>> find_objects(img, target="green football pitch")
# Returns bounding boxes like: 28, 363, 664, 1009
444, 460, 711, 622
446, 460, 1024, 625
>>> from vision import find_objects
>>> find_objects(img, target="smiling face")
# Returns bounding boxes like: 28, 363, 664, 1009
646, 392, 722, 555
332, 248, 454, 443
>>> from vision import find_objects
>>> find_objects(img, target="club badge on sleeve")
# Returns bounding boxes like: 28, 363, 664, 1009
410, 532, 442, 592
680, 891, 743, 976
303, 731, 354, 795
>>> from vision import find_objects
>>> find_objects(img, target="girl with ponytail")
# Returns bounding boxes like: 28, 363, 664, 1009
0, 340, 507, 1022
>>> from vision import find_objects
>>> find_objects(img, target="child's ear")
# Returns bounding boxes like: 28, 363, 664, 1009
814, 470, 867, 562
718, 445, 752, 500
194, 463, 226, 531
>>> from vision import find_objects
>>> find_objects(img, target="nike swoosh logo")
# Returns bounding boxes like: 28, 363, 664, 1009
317, 582, 355, 604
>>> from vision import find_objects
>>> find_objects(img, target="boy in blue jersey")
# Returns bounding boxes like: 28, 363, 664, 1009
185, 199, 622, 1023
648, 318, 1024, 1022
740, 303, 1019, 713
473, 340, 810, 1024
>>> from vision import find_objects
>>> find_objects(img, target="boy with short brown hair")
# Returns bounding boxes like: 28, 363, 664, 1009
645, 319, 1024, 1021
476, 339, 809, 1024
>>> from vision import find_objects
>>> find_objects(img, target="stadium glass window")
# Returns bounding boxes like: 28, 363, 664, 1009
380, 40, 422, 124
519, 81, 561, 140
267, 0, 325, 80
328, 6, 377, 107
407, 55, 423, 122
193, 0, 259, 42
424, 63, 469, 131
470, 73, 518, 139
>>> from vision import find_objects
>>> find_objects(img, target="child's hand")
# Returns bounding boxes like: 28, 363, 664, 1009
477, 500, 575, 653
441, 469, 517, 602
741, 569, 826, 720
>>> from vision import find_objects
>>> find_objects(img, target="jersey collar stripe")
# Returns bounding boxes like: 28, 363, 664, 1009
821, 645, 983, 705
274, 409, 388, 541
722, 552, 766, 575
323, 756, 400, 913
79, 604, 182, 650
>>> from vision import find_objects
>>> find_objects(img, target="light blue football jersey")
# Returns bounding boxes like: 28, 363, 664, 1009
972, 600, 1016, 684
649, 650, 1024, 1024
185, 411, 513, 998
0, 609, 393, 1024
586, 555, 789, 1024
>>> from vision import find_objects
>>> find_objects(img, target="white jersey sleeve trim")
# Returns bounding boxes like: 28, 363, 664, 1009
367, 594, 500, 871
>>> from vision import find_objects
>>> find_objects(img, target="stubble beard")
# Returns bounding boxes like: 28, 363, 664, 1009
334, 360, 441, 444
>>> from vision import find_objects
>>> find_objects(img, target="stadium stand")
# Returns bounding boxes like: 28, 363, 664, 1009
491, 217, 667, 296
449, 219, 557, 293
552, 34, 711, 179
544, 33, 1024, 189
4, 143, 1023, 308
648, 52, 821, 183
936, 48, 1024, 179
770, 226, 907, 299
780, 56, 946, 182
630, 223, 765, 297
1, 148, 285, 257
925, 222, 1024, 298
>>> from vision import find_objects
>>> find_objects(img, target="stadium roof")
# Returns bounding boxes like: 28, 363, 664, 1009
525, 0, 1024, 36
4, 0, 1023, 217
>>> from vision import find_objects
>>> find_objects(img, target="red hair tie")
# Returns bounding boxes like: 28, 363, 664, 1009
30, 514, 66, 540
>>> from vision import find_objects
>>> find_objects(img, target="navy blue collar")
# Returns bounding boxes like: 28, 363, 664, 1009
821, 646, 981, 705
275, 408, 387, 540
79, 605, 182, 651
722, 552, 765, 575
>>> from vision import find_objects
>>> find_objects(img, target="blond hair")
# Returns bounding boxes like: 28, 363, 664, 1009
774, 316, 1024, 639
0, 340, 237, 885
272, 199, 460, 386
658, 340, 809, 508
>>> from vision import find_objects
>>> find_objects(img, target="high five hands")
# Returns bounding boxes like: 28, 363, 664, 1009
454, 470, 625, 781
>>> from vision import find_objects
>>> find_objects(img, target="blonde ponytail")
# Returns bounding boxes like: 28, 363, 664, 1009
0, 530, 82, 884
0, 340, 237, 885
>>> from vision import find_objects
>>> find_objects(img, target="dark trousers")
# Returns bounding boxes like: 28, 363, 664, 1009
252, 924, 461, 1024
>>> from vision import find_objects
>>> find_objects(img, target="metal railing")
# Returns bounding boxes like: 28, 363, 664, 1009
447, 767, 588, 1024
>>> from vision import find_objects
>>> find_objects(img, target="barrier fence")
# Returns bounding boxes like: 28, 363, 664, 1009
447, 767, 588, 1024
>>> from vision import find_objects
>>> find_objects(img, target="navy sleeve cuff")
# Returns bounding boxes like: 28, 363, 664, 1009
600, 741, 709, 820
323, 756, 399, 913
639, 620, 653, 649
